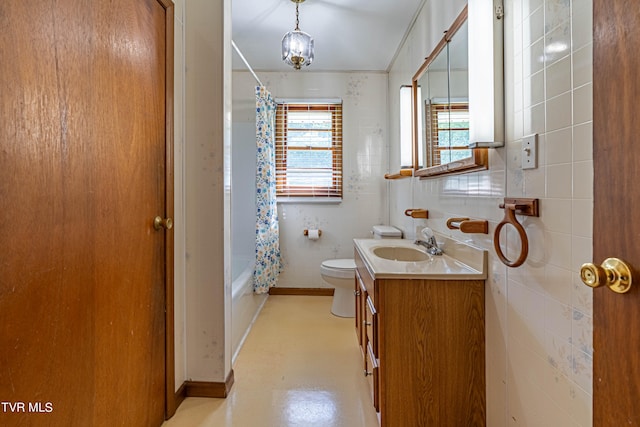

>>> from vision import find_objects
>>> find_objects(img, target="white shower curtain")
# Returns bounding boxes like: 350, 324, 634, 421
253, 86, 281, 293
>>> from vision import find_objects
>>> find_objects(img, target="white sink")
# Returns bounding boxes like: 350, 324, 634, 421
372, 246, 430, 262
353, 237, 487, 280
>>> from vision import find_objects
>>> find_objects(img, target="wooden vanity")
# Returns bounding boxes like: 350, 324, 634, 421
354, 240, 486, 426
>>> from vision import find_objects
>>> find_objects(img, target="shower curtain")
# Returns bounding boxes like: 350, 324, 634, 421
253, 86, 281, 293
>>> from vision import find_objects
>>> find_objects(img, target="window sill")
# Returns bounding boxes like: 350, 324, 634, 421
277, 197, 342, 204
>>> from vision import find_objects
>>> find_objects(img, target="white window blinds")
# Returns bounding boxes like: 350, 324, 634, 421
275, 102, 343, 198
428, 102, 470, 166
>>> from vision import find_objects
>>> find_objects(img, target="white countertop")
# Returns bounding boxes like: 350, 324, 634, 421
354, 237, 487, 280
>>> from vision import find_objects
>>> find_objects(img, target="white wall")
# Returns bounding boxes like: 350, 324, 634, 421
173, 0, 233, 386
232, 71, 390, 289
172, 0, 186, 391
389, 0, 593, 425
230, 121, 256, 260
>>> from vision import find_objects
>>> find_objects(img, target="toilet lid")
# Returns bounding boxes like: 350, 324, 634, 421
372, 225, 402, 237
322, 259, 356, 270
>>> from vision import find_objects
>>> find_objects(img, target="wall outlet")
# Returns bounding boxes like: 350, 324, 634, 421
522, 134, 538, 170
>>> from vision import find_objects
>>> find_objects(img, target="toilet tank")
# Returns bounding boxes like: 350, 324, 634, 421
372, 225, 402, 239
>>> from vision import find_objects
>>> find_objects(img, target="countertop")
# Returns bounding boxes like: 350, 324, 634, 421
353, 237, 487, 280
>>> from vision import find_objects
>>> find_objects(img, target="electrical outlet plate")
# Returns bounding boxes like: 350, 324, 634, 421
522, 134, 538, 170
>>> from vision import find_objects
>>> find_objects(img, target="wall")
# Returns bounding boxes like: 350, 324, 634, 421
230, 80, 256, 261
174, 0, 233, 386
172, 0, 186, 391
232, 71, 390, 289
388, 0, 593, 425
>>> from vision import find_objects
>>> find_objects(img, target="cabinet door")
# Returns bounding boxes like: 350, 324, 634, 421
355, 270, 367, 349
365, 342, 380, 413
365, 296, 378, 357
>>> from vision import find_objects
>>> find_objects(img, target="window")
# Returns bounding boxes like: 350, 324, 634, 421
427, 102, 470, 165
275, 101, 343, 199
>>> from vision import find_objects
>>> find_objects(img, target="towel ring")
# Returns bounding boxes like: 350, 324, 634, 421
493, 198, 539, 268
494, 205, 528, 267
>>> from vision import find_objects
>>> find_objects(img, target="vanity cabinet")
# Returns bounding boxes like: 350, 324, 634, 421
354, 249, 486, 426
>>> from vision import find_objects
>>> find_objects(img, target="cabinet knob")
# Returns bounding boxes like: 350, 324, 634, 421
364, 369, 373, 377
354, 290, 361, 296
363, 320, 372, 327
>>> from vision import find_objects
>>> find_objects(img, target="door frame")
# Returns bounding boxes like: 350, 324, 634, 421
593, 0, 640, 424
158, 0, 177, 419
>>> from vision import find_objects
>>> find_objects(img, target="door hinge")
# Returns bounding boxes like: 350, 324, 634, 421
495, 5, 504, 20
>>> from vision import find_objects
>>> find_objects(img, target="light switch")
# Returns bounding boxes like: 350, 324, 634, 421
522, 134, 538, 170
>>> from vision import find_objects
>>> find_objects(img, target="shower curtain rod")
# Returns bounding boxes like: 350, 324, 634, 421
231, 40, 264, 87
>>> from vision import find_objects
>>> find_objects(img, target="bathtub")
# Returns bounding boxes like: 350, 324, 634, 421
231, 254, 268, 363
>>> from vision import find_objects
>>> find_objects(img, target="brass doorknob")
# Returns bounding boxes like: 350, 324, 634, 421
154, 216, 173, 230
580, 258, 632, 294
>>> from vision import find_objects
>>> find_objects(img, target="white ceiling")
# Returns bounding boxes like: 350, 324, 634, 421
232, 0, 426, 72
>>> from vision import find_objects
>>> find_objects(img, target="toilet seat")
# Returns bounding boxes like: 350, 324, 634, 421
320, 258, 356, 279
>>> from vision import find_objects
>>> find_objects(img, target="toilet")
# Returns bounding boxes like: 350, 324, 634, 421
321, 225, 402, 317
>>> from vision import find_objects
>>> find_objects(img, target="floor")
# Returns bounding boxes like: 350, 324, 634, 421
163, 296, 379, 427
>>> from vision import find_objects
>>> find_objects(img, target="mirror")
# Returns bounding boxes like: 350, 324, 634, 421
412, 3, 503, 178
399, 85, 414, 168
421, 37, 460, 169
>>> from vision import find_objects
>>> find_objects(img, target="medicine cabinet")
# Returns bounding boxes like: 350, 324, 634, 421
411, 1, 504, 178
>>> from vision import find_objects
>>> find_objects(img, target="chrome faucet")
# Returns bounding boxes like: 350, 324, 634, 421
414, 227, 443, 256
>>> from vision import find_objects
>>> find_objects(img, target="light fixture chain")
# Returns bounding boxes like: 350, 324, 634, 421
295, 2, 300, 30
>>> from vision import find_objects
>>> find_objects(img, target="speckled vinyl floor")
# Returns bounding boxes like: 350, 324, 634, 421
162, 295, 379, 427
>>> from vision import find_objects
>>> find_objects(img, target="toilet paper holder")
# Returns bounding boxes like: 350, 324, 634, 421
304, 229, 322, 237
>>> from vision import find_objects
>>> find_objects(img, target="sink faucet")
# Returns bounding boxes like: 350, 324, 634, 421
414, 227, 443, 255
414, 237, 443, 256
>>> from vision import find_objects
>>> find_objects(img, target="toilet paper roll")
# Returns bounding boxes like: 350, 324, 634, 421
307, 229, 320, 240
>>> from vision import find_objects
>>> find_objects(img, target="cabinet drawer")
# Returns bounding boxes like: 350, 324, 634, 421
354, 251, 375, 305
365, 342, 380, 413
365, 296, 378, 357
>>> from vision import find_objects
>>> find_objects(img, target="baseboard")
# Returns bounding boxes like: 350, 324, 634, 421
170, 382, 187, 416
269, 287, 335, 296
183, 370, 235, 398
167, 371, 234, 419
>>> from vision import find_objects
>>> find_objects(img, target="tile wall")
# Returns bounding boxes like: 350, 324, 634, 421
389, 0, 593, 425
232, 71, 390, 289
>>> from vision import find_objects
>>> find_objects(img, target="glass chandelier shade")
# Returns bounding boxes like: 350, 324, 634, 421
281, 0, 314, 70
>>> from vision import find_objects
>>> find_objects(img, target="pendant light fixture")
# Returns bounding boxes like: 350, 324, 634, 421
281, 0, 314, 70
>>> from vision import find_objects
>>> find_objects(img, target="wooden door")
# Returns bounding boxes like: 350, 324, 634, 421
593, 0, 640, 424
0, 0, 174, 425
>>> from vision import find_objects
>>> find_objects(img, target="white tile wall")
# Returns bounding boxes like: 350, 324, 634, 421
546, 56, 572, 99
388, 0, 593, 425
546, 127, 572, 165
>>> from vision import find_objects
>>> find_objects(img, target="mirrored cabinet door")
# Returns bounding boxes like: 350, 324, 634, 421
411, 2, 503, 178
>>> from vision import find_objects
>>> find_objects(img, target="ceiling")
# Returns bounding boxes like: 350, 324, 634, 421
231, 0, 426, 72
